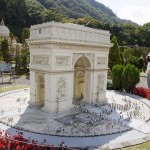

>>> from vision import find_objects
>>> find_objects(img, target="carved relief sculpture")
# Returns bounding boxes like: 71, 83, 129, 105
57, 78, 66, 100
33, 56, 49, 65
56, 56, 70, 66
97, 57, 107, 66
97, 74, 105, 92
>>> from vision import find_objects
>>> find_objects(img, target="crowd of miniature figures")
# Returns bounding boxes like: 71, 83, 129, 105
0, 89, 150, 137
53, 97, 149, 136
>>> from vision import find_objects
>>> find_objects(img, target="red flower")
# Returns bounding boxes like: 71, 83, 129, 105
132, 87, 150, 100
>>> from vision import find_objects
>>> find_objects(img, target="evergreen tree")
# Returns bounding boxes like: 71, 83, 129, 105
22, 28, 30, 46
121, 64, 140, 93
122, 48, 132, 65
1, 39, 10, 62
108, 36, 121, 70
111, 65, 125, 90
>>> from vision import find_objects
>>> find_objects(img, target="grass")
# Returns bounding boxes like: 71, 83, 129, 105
0, 85, 29, 93
115, 141, 150, 150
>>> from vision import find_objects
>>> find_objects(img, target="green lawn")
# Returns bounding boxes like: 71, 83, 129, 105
115, 141, 150, 150
0, 85, 29, 93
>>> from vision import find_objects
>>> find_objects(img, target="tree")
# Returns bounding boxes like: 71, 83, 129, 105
111, 65, 125, 90
122, 48, 132, 65
121, 64, 140, 93
9, 32, 14, 56
1, 39, 10, 62
22, 28, 30, 46
108, 36, 121, 70
130, 56, 144, 72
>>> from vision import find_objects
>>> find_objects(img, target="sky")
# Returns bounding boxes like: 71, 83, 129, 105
96, 0, 150, 25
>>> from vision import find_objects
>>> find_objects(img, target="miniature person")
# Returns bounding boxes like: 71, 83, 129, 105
147, 52, 150, 88
80, 93, 84, 100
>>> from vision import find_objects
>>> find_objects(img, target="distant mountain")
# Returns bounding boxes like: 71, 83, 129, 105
0, 0, 137, 39
28, 0, 134, 24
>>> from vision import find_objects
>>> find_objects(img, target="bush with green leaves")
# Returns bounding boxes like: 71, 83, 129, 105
111, 65, 125, 90
121, 64, 140, 93
130, 56, 144, 72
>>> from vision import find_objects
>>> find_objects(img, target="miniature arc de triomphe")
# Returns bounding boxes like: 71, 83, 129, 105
27, 22, 112, 113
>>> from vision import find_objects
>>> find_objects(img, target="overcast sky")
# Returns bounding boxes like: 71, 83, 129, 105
96, 0, 150, 25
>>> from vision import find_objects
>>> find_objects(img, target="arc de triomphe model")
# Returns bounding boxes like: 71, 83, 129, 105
27, 22, 112, 113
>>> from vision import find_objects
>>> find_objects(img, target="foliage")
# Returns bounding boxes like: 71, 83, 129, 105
18, 53, 29, 73
1, 0, 150, 49
0, 0, 138, 42
120, 46, 149, 72
22, 28, 30, 45
37, 0, 118, 22
108, 36, 121, 70
111, 65, 125, 90
136, 23, 150, 47
0, 0, 150, 74
132, 87, 150, 100
130, 56, 144, 72
121, 64, 140, 93
0, 39, 10, 62
122, 48, 132, 65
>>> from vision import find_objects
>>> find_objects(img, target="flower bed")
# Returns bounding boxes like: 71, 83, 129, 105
0, 129, 76, 150
132, 87, 150, 100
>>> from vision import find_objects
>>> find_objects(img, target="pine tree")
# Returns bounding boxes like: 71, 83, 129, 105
22, 28, 30, 46
108, 36, 121, 70
111, 64, 125, 90
1, 39, 10, 62
121, 64, 140, 93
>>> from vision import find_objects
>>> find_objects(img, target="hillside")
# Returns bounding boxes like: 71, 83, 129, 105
0, 0, 137, 40
36, 0, 117, 21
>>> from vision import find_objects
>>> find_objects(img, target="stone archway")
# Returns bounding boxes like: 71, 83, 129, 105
74, 56, 91, 102
28, 22, 112, 112
37, 75, 45, 107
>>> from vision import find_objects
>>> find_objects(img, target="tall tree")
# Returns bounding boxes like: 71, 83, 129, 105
22, 28, 30, 46
9, 32, 14, 55
122, 48, 132, 65
108, 36, 121, 70
1, 39, 10, 62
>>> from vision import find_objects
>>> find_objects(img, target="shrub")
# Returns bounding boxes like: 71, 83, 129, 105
121, 64, 140, 93
111, 65, 125, 90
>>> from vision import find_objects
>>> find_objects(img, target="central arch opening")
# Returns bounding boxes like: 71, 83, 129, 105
74, 56, 91, 101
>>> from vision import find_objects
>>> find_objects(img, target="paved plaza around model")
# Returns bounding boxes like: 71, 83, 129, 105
0, 83, 150, 149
